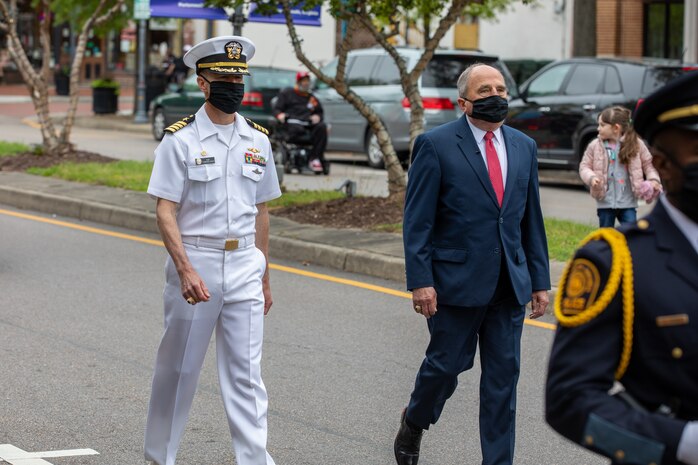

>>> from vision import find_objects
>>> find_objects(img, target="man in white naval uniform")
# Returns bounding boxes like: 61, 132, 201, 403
144, 36, 280, 465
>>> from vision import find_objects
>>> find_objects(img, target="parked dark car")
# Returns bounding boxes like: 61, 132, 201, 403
150, 66, 297, 141
507, 58, 698, 168
314, 47, 517, 168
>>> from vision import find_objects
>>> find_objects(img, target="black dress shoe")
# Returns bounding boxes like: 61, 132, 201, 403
394, 408, 423, 465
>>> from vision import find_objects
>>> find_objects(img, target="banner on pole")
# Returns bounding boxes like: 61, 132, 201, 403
248, 2, 321, 27
150, 0, 229, 20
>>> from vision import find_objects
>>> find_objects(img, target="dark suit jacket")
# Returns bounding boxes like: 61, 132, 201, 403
546, 200, 698, 465
403, 115, 550, 307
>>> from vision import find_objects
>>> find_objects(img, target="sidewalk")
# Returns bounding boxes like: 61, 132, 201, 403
0, 171, 566, 293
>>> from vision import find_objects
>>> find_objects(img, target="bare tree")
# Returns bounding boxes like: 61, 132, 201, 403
0, 0, 126, 155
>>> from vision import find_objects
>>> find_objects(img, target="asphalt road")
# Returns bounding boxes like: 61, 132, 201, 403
0, 206, 605, 465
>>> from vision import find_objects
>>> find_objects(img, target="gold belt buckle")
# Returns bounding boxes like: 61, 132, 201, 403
224, 239, 239, 251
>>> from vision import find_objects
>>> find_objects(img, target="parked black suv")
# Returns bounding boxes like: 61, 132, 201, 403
506, 58, 697, 168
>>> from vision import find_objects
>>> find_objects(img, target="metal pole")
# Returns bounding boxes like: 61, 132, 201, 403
134, 19, 148, 123
232, 5, 244, 35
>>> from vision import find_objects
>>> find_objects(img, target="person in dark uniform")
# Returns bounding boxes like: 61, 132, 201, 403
545, 70, 698, 465
272, 71, 328, 173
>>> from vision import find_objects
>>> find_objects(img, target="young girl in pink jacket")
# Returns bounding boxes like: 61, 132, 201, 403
579, 106, 662, 227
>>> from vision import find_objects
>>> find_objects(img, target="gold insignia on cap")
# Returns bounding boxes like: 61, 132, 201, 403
657, 103, 698, 123
225, 41, 242, 60
637, 219, 649, 230
561, 258, 601, 316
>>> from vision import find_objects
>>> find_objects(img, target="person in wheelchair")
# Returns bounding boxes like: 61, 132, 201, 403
273, 71, 328, 173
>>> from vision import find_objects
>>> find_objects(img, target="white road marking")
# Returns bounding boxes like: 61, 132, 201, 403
0, 445, 98, 464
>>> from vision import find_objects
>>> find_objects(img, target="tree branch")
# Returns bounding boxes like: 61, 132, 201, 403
39, 0, 52, 82
94, 0, 125, 28
410, 0, 468, 81
354, 11, 409, 84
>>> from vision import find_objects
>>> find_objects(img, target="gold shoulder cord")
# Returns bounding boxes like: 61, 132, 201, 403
554, 228, 635, 380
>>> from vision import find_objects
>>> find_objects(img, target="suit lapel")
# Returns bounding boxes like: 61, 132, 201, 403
455, 116, 499, 208
652, 202, 698, 292
500, 126, 519, 211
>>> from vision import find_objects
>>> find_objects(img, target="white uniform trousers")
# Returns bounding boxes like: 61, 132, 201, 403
144, 243, 275, 465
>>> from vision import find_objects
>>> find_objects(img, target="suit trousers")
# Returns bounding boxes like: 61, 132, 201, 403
144, 244, 275, 465
406, 267, 525, 465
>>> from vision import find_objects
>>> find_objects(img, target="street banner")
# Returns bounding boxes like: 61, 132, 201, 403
248, 2, 322, 27
150, 0, 228, 20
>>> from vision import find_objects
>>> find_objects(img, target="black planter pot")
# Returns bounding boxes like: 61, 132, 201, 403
92, 87, 118, 114
54, 74, 70, 96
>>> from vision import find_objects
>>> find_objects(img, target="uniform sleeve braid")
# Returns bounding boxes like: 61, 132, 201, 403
554, 228, 635, 380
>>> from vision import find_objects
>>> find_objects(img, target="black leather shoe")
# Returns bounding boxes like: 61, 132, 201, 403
394, 408, 423, 465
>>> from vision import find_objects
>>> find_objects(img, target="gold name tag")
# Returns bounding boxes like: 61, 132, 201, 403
656, 314, 690, 327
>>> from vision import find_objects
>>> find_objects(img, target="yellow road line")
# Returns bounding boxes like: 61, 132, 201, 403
0, 208, 164, 246
269, 263, 413, 298
0, 208, 557, 330
21, 117, 42, 129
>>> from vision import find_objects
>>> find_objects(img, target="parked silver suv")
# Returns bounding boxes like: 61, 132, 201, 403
314, 47, 516, 168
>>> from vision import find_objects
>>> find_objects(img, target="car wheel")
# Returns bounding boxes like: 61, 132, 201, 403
152, 108, 166, 141
365, 130, 385, 169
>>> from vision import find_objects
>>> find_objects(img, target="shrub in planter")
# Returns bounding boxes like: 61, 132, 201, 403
92, 78, 120, 114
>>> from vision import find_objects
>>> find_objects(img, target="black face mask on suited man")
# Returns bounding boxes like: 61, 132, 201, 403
201, 75, 245, 115
465, 95, 509, 123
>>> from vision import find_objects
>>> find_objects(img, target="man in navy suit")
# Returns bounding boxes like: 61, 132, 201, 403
394, 64, 551, 465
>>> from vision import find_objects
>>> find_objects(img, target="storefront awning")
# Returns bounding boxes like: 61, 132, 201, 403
150, 0, 229, 20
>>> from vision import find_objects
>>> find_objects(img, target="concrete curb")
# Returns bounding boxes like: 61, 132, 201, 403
0, 183, 406, 283
270, 235, 406, 282
0, 181, 561, 300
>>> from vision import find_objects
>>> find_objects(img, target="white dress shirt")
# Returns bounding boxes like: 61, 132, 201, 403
148, 105, 281, 239
466, 116, 508, 187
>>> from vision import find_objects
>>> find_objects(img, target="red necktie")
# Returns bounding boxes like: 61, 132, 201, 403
484, 131, 504, 206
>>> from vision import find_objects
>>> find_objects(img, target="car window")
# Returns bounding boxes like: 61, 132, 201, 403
316, 56, 357, 89
564, 64, 605, 95
372, 56, 401, 85
346, 55, 381, 86
422, 55, 517, 97
527, 64, 572, 97
604, 66, 622, 94
641, 67, 685, 94
248, 68, 296, 89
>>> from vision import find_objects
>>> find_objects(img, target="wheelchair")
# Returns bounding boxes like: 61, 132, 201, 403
270, 118, 330, 175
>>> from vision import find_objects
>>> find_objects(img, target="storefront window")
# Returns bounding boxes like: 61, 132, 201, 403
644, 0, 685, 60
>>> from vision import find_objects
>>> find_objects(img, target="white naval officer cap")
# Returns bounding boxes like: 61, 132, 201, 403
183, 36, 256, 76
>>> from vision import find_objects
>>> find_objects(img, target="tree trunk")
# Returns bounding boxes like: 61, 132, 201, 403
0, 0, 123, 156
280, 1, 406, 199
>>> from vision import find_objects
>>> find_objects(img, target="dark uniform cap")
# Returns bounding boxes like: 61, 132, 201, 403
183, 36, 255, 76
633, 70, 698, 144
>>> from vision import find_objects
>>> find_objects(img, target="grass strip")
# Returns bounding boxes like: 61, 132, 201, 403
27, 160, 153, 192
373, 218, 596, 262
26, 160, 344, 207
0, 141, 30, 157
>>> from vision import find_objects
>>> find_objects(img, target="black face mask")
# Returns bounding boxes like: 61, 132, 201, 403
675, 162, 698, 223
201, 75, 244, 114
465, 95, 509, 123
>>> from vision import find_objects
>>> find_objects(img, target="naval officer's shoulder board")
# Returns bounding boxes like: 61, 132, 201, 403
165, 114, 195, 134
245, 117, 269, 136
